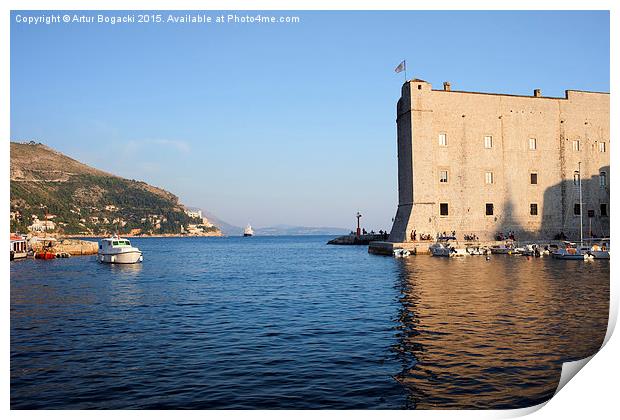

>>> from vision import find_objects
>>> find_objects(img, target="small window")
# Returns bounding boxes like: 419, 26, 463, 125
438, 133, 447, 146
574, 203, 581, 215
439, 170, 448, 183
599, 142, 606, 153
530, 173, 538, 185
573, 139, 580, 151
485, 203, 494, 216
440, 203, 449, 216
485, 171, 494, 184
418, 85, 422, 90
600, 203, 608, 217
530, 203, 538, 216
600, 172, 607, 188
529, 138, 537, 150
573, 171, 580, 186
484, 135, 493, 149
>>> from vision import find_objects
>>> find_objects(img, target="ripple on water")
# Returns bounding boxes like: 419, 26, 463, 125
11, 237, 609, 409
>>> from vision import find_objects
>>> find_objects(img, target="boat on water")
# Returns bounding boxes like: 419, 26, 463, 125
243, 224, 254, 237
552, 162, 598, 262
98, 235, 143, 264
551, 242, 593, 260
430, 242, 468, 257
490, 243, 517, 255
35, 251, 56, 260
10, 234, 28, 260
465, 246, 490, 256
520, 244, 542, 257
588, 241, 610, 259
393, 248, 411, 257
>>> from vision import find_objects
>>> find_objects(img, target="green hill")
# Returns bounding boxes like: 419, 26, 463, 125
10, 141, 219, 236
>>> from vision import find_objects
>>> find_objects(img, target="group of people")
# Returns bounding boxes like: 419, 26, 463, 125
410, 230, 457, 241
463, 233, 479, 241
495, 231, 517, 241
350, 229, 390, 240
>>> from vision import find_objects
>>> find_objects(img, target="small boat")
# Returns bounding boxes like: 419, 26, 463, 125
521, 244, 542, 257
430, 242, 467, 257
243, 224, 254, 237
587, 240, 610, 259
393, 249, 411, 258
552, 242, 593, 260
490, 243, 516, 255
35, 251, 56, 260
466, 246, 490, 256
98, 235, 143, 264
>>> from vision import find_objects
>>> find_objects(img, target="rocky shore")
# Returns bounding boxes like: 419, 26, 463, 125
30, 237, 99, 255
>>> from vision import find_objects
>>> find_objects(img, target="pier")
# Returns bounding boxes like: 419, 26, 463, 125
328, 233, 389, 245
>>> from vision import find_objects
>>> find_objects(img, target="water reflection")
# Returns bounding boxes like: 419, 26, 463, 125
11, 237, 609, 409
391, 256, 609, 409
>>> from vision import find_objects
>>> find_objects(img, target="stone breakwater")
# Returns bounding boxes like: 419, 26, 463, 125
327, 234, 390, 245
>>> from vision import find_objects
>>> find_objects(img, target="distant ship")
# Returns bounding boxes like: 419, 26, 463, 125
243, 224, 254, 237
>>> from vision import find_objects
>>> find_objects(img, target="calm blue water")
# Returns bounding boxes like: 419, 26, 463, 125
11, 236, 609, 409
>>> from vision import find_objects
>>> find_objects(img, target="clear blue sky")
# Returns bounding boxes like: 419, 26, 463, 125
10, 10, 609, 230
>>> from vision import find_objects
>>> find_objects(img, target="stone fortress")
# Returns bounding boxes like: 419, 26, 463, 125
387, 79, 609, 244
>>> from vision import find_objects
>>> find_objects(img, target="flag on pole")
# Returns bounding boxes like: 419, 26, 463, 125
394, 60, 406, 73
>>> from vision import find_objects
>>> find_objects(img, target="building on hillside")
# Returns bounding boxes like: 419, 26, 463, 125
388, 79, 610, 242
186, 209, 202, 219
28, 219, 56, 232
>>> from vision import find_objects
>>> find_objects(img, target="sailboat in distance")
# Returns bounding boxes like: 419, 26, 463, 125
243, 224, 254, 237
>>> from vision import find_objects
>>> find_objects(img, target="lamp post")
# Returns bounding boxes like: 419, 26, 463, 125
578, 161, 583, 245
356, 212, 362, 237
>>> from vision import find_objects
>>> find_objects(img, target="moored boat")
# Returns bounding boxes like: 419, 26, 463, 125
393, 248, 411, 258
521, 244, 542, 257
35, 251, 56, 260
98, 235, 143, 264
551, 242, 593, 260
490, 244, 516, 255
465, 246, 490, 256
430, 242, 467, 257
587, 239, 610, 259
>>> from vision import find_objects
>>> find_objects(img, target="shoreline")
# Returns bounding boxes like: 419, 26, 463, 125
65, 233, 225, 239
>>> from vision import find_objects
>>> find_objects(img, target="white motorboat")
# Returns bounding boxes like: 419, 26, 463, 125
490, 244, 516, 255
98, 236, 143, 264
393, 249, 411, 258
521, 244, 542, 257
243, 224, 254, 237
430, 242, 467, 257
465, 246, 489, 256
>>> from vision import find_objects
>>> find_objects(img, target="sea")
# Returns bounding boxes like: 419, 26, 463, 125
10, 236, 609, 409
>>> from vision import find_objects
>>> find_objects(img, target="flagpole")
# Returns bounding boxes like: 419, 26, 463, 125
404, 59, 407, 82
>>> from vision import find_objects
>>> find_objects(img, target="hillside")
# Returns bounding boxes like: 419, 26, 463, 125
10, 141, 220, 236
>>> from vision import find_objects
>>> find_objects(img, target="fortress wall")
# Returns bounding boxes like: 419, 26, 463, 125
390, 80, 610, 242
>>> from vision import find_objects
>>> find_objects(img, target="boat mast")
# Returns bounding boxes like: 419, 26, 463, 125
578, 161, 583, 245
